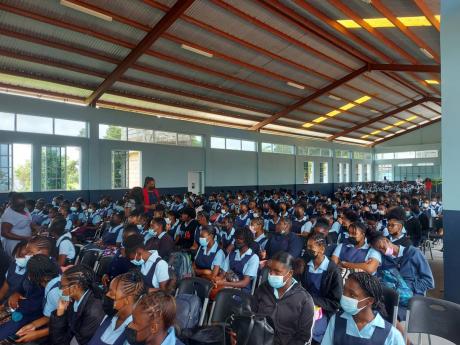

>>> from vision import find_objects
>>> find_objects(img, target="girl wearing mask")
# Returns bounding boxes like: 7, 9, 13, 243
298, 234, 342, 344
216, 228, 259, 294
49, 265, 105, 345
88, 271, 145, 345
125, 291, 184, 345
321, 272, 405, 345
250, 218, 268, 255
264, 203, 280, 233
331, 222, 381, 275
165, 211, 180, 240
234, 203, 251, 230
145, 218, 174, 260
0, 240, 28, 303
193, 226, 225, 280
13, 255, 61, 343
251, 251, 314, 345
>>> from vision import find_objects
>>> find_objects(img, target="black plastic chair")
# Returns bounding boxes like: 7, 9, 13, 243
208, 288, 252, 326
176, 277, 213, 326
95, 255, 114, 280
404, 295, 460, 345
382, 286, 399, 326
257, 266, 270, 287
79, 250, 101, 270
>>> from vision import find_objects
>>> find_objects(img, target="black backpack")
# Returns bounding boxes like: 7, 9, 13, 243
175, 293, 202, 330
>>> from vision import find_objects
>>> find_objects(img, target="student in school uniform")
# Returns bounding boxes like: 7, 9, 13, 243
250, 217, 268, 254
59, 205, 74, 232
175, 208, 198, 250
193, 226, 225, 281
214, 203, 230, 225
298, 233, 342, 345
331, 222, 382, 275
384, 208, 412, 248
124, 234, 169, 292
291, 204, 310, 234
321, 272, 405, 345
191, 211, 212, 251
265, 217, 303, 259
125, 291, 184, 345
49, 216, 76, 267
219, 215, 236, 254
0, 240, 28, 303
265, 203, 281, 233
14, 254, 61, 343
234, 203, 251, 230
311, 218, 338, 258
49, 265, 105, 345
145, 217, 174, 260
100, 211, 125, 247
216, 228, 260, 294
165, 210, 180, 241
89, 271, 145, 345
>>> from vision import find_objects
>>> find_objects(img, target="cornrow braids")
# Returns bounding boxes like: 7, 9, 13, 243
307, 232, 327, 248
28, 235, 53, 254
138, 291, 176, 330
27, 254, 59, 285
235, 227, 254, 247
112, 270, 146, 301
63, 264, 102, 298
348, 272, 387, 317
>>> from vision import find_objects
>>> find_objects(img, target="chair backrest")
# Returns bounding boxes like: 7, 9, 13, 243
176, 277, 213, 305
80, 250, 100, 270
382, 286, 400, 325
258, 266, 270, 287
95, 256, 114, 277
209, 288, 252, 325
406, 296, 460, 345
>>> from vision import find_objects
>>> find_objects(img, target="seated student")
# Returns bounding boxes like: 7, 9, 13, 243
384, 207, 412, 247
216, 228, 259, 294
0, 240, 28, 304
31, 199, 47, 225
89, 271, 145, 345
126, 291, 184, 345
165, 210, 180, 240
49, 265, 105, 345
337, 210, 359, 244
264, 203, 281, 233
145, 217, 174, 260
100, 210, 124, 247
332, 222, 381, 275
234, 203, 251, 230
175, 207, 198, 250
58, 205, 74, 232
369, 233, 434, 318
191, 211, 212, 251
49, 216, 76, 267
321, 272, 405, 345
219, 215, 236, 254
265, 217, 303, 259
250, 217, 268, 253
71, 201, 85, 227
102, 225, 138, 286
123, 234, 169, 291
312, 218, 337, 257
251, 251, 314, 345
41, 205, 57, 228
214, 202, 230, 225
14, 255, 61, 343
299, 233, 342, 344
193, 225, 225, 280
170, 194, 184, 213
291, 204, 309, 234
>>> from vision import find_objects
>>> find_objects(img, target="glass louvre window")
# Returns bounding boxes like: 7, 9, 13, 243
241, 140, 256, 152
210, 137, 225, 149
112, 150, 141, 189
154, 131, 177, 145
226, 138, 241, 150
99, 124, 127, 140
54, 119, 88, 137
416, 150, 438, 158
41, 146, 81, 191
303, 161, 314, 184
365, 164, 372, 182
273, 144, 294, 154
178, 134, 203, 147
394, 151, 416, 159
356, 163, 363, 182
0, 144, 12, 192
12, 144, 32, 192
261, 143, 273, 153
319, 162, 328, 183
0, 112, 15, 131
17, 114, 53, 134
128, 128, 154, 143
376, 164, 393, 181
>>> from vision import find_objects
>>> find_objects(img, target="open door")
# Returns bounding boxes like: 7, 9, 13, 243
188, 171, 204, 195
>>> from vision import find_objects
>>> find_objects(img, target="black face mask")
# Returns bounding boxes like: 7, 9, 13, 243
348, 237, 358, 246
102, 295, 116, 317
234, 242, 244, 250
125, 327, 146, 345
306, 249, 317, 260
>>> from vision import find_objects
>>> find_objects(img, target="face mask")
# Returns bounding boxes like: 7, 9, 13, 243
348, 237, 358, 246
199, 237, 208, 247
88, 209, 94, 213
131, 254, 145, 266
52, 201, 57, 207
249, 225, 256, 234
15, 257, 28, 268
423, 203, 429, 208
268, 273, 287, 289
59, 289, 71, 302
70, 207, 77, 212
340, 295, 370, 315
234, 242, 244, 250
148, 229, 156, 237
102, 295, 117, 317
431, 201, 437, 206
306, 249, 317, 260
125, 327, 146, 345
378, 210, 385, 215
82, 205, 87, 210
253, 213, 259, 218
137, 224, 144, 231
384, 245, 394, 257
165, 218, 171, 225
405, 211, 411, 217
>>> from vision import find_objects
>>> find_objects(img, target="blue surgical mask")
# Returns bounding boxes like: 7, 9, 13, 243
148, 229, 156, 237
340, 295, 370, 315
137, 224, 144, 231
267, 273, 287, 289
199, 237, 208, 247
59, 289, 71, 302
15, 257, 28, 269
70, 207, 77, 212
131, 254, 145, 266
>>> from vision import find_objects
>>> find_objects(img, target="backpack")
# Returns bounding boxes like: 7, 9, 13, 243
175, 293, 202, 330
168, 251, 193, 281
379, 268, 414, 307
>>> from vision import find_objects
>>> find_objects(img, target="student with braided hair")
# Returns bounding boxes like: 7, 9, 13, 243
88, 271, 146, 345
125, 291, 184, 345
321, 272, 404, 345
49, 265, 104, 345
13, 254, 61, 343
